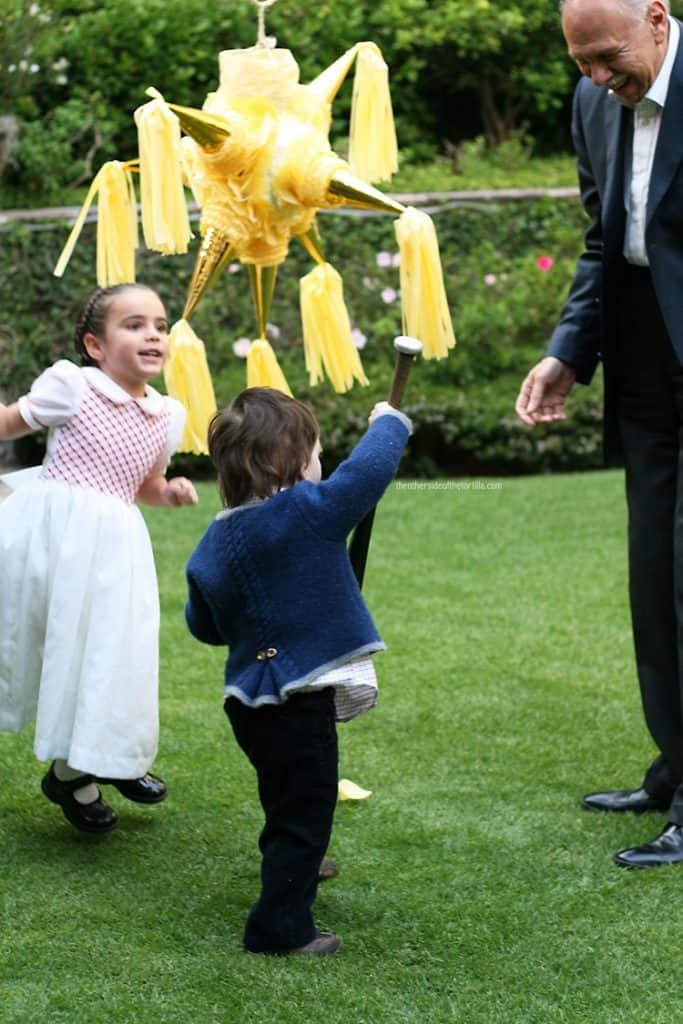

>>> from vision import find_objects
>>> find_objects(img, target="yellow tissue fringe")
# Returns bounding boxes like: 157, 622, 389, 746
54, 161, 138, 286
134, 90, 192, 255
163, 319, 217, 455
348, 43, 398, 184
246, 339, 292, 396
300, 262, 368, 393
395, 207, 456, 360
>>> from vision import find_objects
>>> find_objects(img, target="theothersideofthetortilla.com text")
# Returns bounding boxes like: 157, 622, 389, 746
395, 480, 503, 492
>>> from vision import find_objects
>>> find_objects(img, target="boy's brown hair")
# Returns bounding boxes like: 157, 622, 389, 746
208, 387, 320, 507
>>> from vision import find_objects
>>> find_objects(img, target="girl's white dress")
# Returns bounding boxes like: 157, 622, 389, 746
0, 360, 185, 778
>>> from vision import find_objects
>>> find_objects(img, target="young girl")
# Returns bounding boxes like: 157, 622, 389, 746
185, 386, 411, 956
0, 283, 198, 835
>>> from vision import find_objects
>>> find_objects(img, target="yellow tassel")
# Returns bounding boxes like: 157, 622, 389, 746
54, 161, 138, 286
134, 88, 191, 255
395, 207, 455, 360
163, 319, 217, 455
300, 262, 368, 393
246, 339, 292, 396
348, 42, 398, 184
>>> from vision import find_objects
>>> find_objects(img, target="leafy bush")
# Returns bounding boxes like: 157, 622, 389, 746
0, 195, 605, 477
1, 0, 577, 206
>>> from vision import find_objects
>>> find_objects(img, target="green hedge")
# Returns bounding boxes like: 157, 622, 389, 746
0, 196, 603, 477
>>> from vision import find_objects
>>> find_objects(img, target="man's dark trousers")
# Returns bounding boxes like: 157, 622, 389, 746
617, 260, 683, 821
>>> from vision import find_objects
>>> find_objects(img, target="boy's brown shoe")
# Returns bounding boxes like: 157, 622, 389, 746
318, 857, 339, 880
250, 932, 342, 956
285, 932, 342, 956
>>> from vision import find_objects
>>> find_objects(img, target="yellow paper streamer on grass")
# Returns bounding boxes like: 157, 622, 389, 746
395, 207, 455, 360
338, 778, 373, 801
348, 42, 398, 184
300, 262, 368, 393
246, 338, 292, 396
134, 88, 192, 256
164, 319, 217, 454
53, 160, 138, 286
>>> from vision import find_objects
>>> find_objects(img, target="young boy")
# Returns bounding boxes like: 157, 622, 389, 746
185, 386, 411, 955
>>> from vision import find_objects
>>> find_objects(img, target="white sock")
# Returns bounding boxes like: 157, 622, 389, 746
53, 759, 100, 805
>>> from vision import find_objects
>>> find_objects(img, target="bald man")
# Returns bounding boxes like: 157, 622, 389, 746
516, 0, 683, 868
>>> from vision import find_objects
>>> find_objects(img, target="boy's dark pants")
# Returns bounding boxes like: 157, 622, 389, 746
225, 688, 338, 953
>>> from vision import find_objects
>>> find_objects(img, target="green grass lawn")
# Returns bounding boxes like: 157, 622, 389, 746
1, 469, 676, 1023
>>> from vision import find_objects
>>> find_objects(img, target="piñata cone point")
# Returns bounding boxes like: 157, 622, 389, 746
327, 168, 404, 215
183, 227, 233, 320
166, 103, 231, 151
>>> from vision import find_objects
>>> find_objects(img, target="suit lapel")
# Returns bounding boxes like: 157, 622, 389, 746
648, 20, 683, 224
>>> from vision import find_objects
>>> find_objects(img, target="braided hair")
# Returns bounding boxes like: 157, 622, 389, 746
74, 283, 155, 367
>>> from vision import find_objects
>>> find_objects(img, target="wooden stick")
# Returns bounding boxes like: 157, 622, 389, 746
348, 336, 422, 588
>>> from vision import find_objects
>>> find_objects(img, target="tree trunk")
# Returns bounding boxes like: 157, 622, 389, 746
480, 78, 517, 147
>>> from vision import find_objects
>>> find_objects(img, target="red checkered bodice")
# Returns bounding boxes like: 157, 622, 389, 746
41, 382, 170, 505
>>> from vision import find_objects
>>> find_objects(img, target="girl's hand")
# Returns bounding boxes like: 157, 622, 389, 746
165, 476, 199, 506
0, 403, 33, 441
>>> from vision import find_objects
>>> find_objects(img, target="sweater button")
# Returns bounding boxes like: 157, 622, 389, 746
256, 650, 266, 661
266, 647, 278, 658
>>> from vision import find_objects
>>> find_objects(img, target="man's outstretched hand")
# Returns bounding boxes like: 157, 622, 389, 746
515, 357, 577, 426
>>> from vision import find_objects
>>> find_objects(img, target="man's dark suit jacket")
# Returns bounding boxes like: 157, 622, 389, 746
547, 20, 683, 456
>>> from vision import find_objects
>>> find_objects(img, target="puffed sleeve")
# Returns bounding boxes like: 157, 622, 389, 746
17, 360, 86, 431
163, 397, 187, 460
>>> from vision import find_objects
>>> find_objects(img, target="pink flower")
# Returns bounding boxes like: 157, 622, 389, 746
376, 251, 392, 268
484, 273, 497, 286
392, 252, 401, 268
381, 287, 397, 304
266, 322, 280, 340
536, 255, 554, 272
232, 337, 251, 358
228, 262, 241, 274
351, 327, 367, 349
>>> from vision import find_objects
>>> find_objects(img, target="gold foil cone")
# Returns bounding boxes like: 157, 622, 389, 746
327, 168, 405, 215
247, 264, 279, 339
183, 227, 234, 320
306, 45, 358, 105
166, 103, 232, 151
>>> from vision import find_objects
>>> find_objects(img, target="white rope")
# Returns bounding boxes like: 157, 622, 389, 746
250, 0, 278, 48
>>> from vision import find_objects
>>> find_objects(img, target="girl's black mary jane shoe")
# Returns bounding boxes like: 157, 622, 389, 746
97, 773, 167, 804
41, 765, 119, 834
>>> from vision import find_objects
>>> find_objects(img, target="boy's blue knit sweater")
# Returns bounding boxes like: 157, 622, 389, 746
185, 411, 411, 707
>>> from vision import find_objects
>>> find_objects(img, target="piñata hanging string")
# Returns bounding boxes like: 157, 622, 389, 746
251, 0, 278, 47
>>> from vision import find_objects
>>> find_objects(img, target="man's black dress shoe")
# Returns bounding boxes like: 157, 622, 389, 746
97, 773, 167, 804
614, 823, 683, 868
41, 765, 118, 834
581, 788, 668, 814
